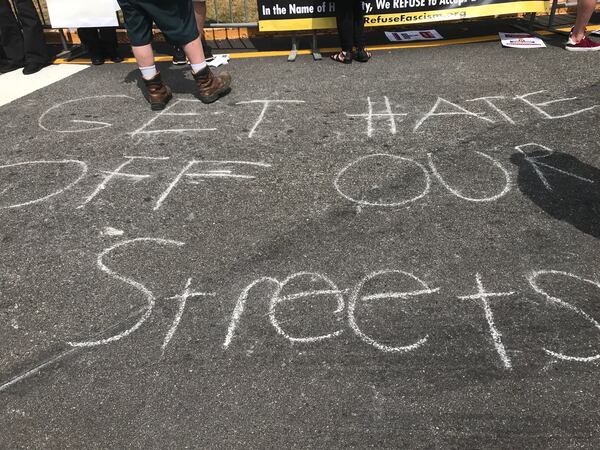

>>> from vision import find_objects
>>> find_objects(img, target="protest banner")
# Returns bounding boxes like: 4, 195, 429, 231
257, 0, 548, 32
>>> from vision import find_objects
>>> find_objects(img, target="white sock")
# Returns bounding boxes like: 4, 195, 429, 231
140, 65, 157, 80
191, 61, 207, 74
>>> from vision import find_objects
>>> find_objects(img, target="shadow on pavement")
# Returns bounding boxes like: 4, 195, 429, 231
123, 62, 198, 95
511, 147, 600, 238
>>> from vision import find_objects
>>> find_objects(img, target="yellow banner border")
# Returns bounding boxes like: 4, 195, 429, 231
258, 1, 548, 32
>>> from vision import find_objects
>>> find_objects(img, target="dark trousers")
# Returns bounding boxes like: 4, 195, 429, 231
117, 0, 198, 47
335, 0, 365, 52
0, 0, 48, 65
78, 27, 118, 58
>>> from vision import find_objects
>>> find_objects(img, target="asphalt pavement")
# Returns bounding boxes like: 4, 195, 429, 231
1, 34, 600, 448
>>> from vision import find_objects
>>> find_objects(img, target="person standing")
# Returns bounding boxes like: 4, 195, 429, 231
331, 0, 371, 64
77, 27, 122, 65
117, 0, 231, 110
172, 0, 213, 65
565, 0, 600, 51
0, 0, 50, 74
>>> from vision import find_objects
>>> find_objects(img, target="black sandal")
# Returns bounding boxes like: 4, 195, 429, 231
330, 51, 352, 64
354, 48, 372, 63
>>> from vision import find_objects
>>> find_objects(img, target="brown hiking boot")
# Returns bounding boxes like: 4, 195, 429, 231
193, 67, 231, 104
142, 72, 172, 110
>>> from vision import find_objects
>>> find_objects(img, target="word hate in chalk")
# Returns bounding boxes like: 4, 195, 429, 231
346, 90, 598, 135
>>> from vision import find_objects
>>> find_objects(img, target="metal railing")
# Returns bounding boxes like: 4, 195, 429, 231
211, 0, 257, 25
30, 0, 49, 27
33, 0, 258, 29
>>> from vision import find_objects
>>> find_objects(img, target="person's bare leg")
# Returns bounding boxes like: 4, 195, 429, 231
132, 43, 160, 80
572, 0, 596, 42
193, 1, 213, 57
131, 44, 154, 68
182, 37, 206, 66
193, 2, 207, 36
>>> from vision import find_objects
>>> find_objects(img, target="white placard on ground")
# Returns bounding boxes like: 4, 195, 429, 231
207, 54, 230, 68
46, 0, 119, 28
0, 64, 89, 108
499, 32, 546, 49
385, 30, 443, 42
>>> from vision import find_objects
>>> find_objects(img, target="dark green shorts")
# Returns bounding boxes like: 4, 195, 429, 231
117, 0, 199, 47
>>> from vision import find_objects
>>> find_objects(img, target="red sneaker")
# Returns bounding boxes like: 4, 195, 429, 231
565, 34, 600, 51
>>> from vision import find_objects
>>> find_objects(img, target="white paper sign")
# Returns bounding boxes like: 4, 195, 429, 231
499, 32, 546, 49
385, 30, 443, 42
207, 54, 230, 68
47, 0, 119, 28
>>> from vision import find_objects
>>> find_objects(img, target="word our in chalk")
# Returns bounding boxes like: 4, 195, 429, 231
335, 143, 593, 207
62, 238, 600, 370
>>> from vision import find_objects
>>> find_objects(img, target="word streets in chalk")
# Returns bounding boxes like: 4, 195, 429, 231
63, 238, 600, 372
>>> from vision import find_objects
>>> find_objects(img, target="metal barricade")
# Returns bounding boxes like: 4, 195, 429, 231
207, 0, 258, 27
33, 0, 258, 30
29, 0, 258, 59
28, 0, 71, 54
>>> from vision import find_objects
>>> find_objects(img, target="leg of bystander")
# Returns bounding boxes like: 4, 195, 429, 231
565, 0, 600, 51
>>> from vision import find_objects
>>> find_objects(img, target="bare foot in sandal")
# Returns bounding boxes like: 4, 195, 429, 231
354, 48, 371, 63
330, 50, 353, 64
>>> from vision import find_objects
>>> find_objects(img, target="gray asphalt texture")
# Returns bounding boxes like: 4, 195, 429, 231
2, 35, 600, 448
